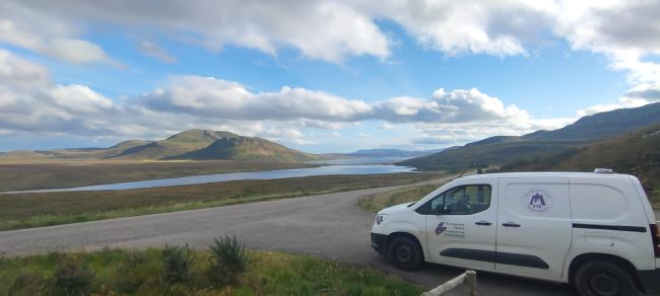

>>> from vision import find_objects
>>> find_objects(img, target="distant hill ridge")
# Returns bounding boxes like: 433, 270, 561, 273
499, 123, 660, 207
400, 102, 660, 170
345, 148, 444, 158
168, 135, 318, 162
0, 129, 320, 163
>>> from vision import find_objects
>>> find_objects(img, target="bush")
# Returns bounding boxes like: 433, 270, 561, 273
113, 250, 159, 294
207, 236, 249, 286
7, 272, 47, 296
162, 245, 195, 284
48, 256, 95, 296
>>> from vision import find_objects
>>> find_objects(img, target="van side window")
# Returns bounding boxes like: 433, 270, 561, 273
416, 185, 491, 215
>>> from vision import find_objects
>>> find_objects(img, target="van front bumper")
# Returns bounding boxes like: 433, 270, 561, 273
639, 269, 660, 295
371, 233, 388, 255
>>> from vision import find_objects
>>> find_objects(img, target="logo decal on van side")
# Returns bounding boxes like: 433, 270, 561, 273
435, 222, 448, 235
524, 190, 552, 212
435, 222, 466, 237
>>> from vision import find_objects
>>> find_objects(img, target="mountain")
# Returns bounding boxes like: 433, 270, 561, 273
112, 130, 236, 159
345, 148, 444, 158
0, 129, 319, 163
524, 103, 660, 141
110, 140, 152, 150
168, 136, 319, 162
499, 123, 660, 207
400, 102, 660, 171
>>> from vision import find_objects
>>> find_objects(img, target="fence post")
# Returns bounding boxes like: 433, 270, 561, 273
465, 270, 477, 296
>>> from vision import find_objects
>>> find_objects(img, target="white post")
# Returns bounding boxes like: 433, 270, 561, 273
465, 270, 477, 296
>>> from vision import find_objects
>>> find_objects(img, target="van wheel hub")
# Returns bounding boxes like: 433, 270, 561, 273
589, 273, 620, 296
396, 245, 412, 262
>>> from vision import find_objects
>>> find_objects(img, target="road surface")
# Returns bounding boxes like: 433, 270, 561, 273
0, 184, 575, 296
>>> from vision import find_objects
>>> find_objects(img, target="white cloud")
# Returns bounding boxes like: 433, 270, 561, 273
138, 40, 177, 63
142, 76, 372, 121
0, 2, 109, 64
0, 50, 117, 134
2, 49, 568, 145
46, 38, 109, 64
2, 0, 659, 86
372, 88, 530, 123
138, 76, 544, 134
0, 49, 49, 85
356, 0, 558, 57
378, 123, 395, 130
2, 0, 390, 63
578, 83, 660, 116
49, 85, 114, 114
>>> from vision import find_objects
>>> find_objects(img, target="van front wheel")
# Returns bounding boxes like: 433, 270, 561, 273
388, 236, 422, 271
574, 261, 637, 296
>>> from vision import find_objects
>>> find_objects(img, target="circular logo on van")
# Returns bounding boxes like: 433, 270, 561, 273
523, 190, 552, 212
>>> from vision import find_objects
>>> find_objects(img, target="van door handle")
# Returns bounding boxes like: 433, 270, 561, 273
475, 221, 492, 226
502, 222, 521, 227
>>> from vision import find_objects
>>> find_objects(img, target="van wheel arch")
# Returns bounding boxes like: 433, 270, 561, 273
387, 232, 425, 270
569, 253, 641, 293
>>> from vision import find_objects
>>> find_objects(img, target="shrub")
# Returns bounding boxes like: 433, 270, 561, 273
113, 250, 159, 294
207, 236, 249, 286
162, 245, 195, 284
48, 256, 96, 296
7, 272, 47, 296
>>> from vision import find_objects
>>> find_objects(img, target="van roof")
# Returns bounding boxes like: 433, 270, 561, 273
459, 171, 634, 181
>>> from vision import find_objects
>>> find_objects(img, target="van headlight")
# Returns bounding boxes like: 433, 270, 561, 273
375, 214, 386, 225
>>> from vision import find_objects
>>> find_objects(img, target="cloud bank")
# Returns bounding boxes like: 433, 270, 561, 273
0, 49, 570, 145
2, 0, 660, 147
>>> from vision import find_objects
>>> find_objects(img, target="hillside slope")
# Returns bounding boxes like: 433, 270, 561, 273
168, 136, 319, 162
401, 103, 660, 171
112, 130, 236, 159
1, 129, 319, 163
499, 123, 660, 207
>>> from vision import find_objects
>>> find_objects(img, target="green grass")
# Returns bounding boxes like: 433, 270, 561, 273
0, 173, 440, 231
0, 248, 423, 296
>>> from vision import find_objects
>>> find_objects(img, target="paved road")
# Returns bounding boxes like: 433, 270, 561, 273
0, 184, 575, 296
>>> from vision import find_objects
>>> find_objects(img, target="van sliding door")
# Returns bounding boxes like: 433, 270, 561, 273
496, 177, 572, 281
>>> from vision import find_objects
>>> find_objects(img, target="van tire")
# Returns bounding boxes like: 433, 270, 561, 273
573, 260, 637, 296
388, 236, 422, 271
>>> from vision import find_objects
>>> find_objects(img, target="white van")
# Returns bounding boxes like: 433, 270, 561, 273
370, 171, 660, 296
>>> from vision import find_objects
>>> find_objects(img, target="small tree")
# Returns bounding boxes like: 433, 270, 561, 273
207, 236, 249, 286
161, 245, 195, 284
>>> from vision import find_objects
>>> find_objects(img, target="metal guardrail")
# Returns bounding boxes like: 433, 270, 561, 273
422, 270, 477, 296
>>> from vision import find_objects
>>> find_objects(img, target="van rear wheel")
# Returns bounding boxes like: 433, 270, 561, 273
388, 236, 422, 271
574, 261, 637, 296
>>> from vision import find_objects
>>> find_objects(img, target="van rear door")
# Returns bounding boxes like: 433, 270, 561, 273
496, 177, 572, 281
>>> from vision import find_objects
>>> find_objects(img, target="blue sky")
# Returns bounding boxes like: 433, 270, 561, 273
0, 1, 658, 153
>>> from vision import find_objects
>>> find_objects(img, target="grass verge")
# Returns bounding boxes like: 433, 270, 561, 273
1, 173, 440, 231
0, 248, 423, 296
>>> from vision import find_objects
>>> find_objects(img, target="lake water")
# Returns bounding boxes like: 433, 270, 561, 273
5, 157, 414, 194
